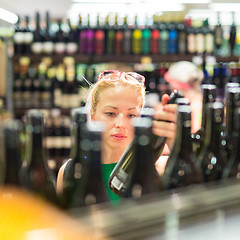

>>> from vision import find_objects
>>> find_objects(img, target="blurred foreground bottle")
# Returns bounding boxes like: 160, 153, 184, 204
162, 105, 203, 189
198, 102, 226, 182
19, 109, 57, 204
3, 120, 23, 186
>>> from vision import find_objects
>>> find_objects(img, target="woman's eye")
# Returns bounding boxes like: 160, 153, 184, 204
128, 114, 137, 118
105, 112, 116, 117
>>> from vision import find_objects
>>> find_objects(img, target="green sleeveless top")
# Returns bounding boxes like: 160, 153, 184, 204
63, 159, 121, 204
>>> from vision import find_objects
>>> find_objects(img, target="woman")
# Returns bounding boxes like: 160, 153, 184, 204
56, 70, 177, 201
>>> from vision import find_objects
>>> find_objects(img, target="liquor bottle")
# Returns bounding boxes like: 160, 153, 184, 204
68, 121, 108, 208
13, 15, 24, 55
30, 63, 40, 108
122, 16, 132, 55
187, 25, 196, 54
105, 15, 115, 54
53, 64, 65, 108
195, 21, 205, 54
204, 18, 214, 54
86, 14, 95, 54
150, 15, 159, 54
229, 12, 236, 55
22, 16, 33, 54
60, 107, 88, 208
122, 117, 162, 198
54, 19, 66, 54
132, 15, 142, 54
114, 14, 123, 55
159, 15, 169, 55
66, 19, 78, 55
108, 89, 184, 196
95, 14, 105, 55
19, 110, 58, 204
79, 14, 87, 54
3, 119, 23, 186
31, 12, 43, 55
229, 62, 240, 83
161, 105, 203, 189
214, 12, 223, 54
222, 107, 240, 179
22, 61, 32, 108
198, 102, 226, 182
192, 84, 216, 157
43, 11, 54, 55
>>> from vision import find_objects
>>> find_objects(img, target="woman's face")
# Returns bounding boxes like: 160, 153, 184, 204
91, 85, 142, 153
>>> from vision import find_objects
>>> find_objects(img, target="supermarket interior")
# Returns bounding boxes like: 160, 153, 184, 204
1, 0, 240, 239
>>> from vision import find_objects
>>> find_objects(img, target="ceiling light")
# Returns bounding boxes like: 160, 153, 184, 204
0, 8, 18, 24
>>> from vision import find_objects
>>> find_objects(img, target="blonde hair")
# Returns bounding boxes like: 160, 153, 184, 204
86, 76, 146, 115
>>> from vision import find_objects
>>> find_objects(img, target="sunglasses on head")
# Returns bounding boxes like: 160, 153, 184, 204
97, 70, 145, 85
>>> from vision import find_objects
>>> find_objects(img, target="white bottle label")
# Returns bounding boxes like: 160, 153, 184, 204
55, 43, 66, 54
31, 42, 43, 54
66, 42, 78, 54
24, 32, 34, 44
43, 41, 54, 54
14, 32, 24, 43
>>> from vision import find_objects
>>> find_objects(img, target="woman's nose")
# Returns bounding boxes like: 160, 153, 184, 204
114, 114, 126, 128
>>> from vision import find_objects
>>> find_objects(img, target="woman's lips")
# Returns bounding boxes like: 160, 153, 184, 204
111, 134, 127, 141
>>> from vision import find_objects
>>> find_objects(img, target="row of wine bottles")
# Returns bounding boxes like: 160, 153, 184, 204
2, 82, 240, 209
13, 11, 240, 56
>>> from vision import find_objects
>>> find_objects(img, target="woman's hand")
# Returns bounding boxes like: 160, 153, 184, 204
153, 94, 178, 151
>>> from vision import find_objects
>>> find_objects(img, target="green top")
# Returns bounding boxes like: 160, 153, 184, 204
101, 162, 121, 205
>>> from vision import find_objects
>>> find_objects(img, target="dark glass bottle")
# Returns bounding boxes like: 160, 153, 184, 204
43, 11, 54, 55
108, 89, 184, 196
229, 11, 236, 55
60, 107, 88, 208
222, 107, 240, 179
192, 84, 216, 157
159, 15, 169, 55
168, 21, 178, 54
66, 121, 108, 208
105, 15, 115, 54
198, 102, 226, 182
31, 12, 43, 54
66, 19, 78, 55
3, 120, 23, 186
54, 19, 66, 54
122, 16, 132, 55
114, 14, 123, 55
13, 15, 24, 55
214, 12, 223, 53
19, 110, 57, 204
22, 16, 33, 54
124, 117, 162, 198
162, 105, 203, 189
79, 15, 87, 54
177, 16, 187, 54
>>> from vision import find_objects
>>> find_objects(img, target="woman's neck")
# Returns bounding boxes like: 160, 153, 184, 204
101, 145, 125, 164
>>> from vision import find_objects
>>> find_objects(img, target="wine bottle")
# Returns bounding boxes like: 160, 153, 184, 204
192, 84, 216, 157
159, 15, 169, 55
168, 18, 178, 54
105, 15, 115, 54
108, 89, 184, 196
132, 15, 142, 54
198, 102, 226, 182
177, 14, 187, 54
229, 11, 236, 55
122, 16, 132, 55
65, 121, 108, 208
19, 109, 58, 204
13, 15, 24, 55
43, 11, 54, 55
22, 16, 33, 54
66, 19, 78, 55
214, 12, 223, 53
31, 12, 43, 55
114, 14, 123, 55
60, 107, 88, 208
54, 19, 66, 54
161, 105, 203, 189
3, 119, 23, 186
86, 14, 95, 54
150, 15, 159, 54
222, 107, 240, 179
123, 117, 162, 198
95, 14, 105, 55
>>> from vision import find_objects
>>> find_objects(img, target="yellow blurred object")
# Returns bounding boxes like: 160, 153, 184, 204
0, 186, 111, 240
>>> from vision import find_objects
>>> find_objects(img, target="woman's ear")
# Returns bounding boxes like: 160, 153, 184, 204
90, 109, 95, 121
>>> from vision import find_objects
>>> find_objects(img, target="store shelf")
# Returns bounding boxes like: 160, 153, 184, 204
11, 53, 240, 64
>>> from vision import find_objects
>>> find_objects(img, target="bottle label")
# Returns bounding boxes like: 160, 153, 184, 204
55, 43, 66, 54
62, 136, 71, 148
31, 42, 43, 54
24, 32, 34, 43
111, 176, 124, 190
196, 33, 204, 53
54, 89, 62, 107
43, 41, 54, 54
66, 42, 78, 54
14, 32, 24, 43
187, 34, 195, 53
205, 34, 214, 53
